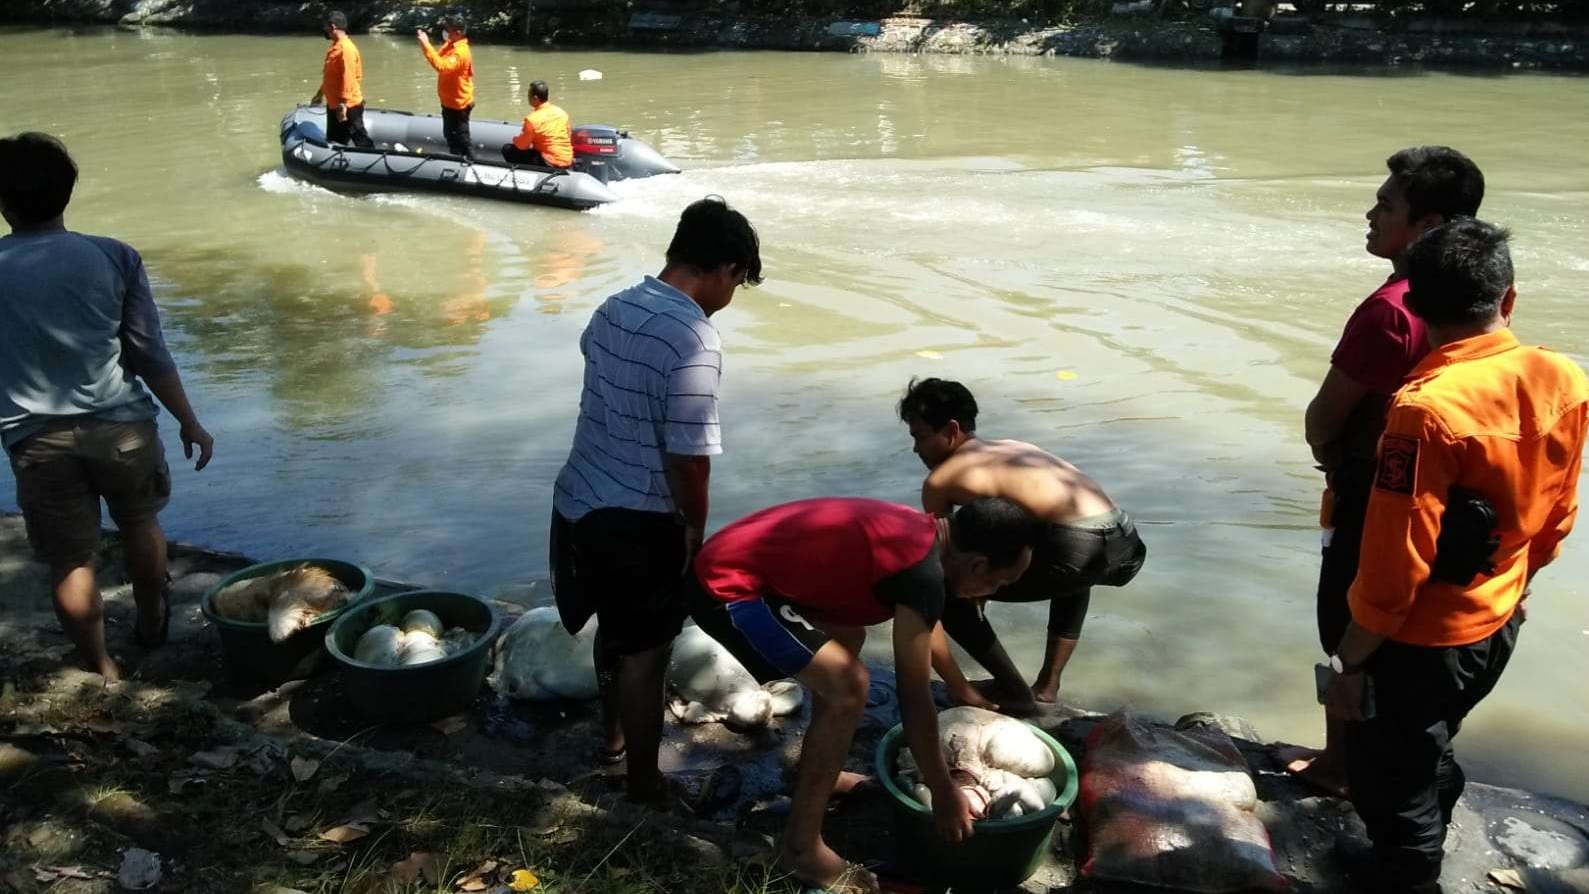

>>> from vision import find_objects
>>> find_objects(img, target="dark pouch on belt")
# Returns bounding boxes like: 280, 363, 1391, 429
1429, 486, 1500, 586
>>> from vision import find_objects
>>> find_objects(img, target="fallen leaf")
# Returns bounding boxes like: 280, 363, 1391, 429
287, 850, 322, 866
86, 718, 128, 735
1488, 868, 1526, 891
914, 349, 943, 360
318, 823, 369, 844
189, 748, 238, 770
168, 770, 208, 794
457, 878, 488, 892
261, 819, 291, 846
283, 814, 310, 832
317, 772, 348, 794
509, 868, 541, 891
290, 757, 320, 782
430, 715, 468, 736
122, 738, 160, 758
389, 852, 441, 886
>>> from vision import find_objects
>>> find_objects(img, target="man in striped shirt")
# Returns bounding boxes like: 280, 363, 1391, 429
550, 196, 762, 804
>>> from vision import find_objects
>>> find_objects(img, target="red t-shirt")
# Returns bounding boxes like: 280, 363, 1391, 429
694, 497, 943, 627
1329, 277, 1428, 465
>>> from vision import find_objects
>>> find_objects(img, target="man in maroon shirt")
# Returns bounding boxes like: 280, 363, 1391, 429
1279, 147, 1485, 795
687, 496, 1034, 893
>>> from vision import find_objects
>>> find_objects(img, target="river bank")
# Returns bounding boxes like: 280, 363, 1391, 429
3, 515, 1589, 893
6, 0, 1589, 68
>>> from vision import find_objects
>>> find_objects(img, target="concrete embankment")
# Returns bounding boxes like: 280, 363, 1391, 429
3, 514, 1589, 892
5, 0, 1589, 69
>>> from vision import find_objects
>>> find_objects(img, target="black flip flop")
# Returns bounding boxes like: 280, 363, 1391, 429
133, 581, 171, 649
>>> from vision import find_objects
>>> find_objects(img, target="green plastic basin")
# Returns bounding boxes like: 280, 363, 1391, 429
875, 721, 1078, 888
324, 590, 502, 724
200, 558, 374, 691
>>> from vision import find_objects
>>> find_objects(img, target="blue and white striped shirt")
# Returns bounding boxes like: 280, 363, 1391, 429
553, 276, 723, 521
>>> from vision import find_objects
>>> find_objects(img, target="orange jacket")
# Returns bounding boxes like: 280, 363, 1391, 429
321, 35, 364, 109
1349, 328, 1588, 647
422, 37, 474, 111
512, 102, 573, 168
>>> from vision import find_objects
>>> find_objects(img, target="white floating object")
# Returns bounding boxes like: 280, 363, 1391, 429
579, 69, 603, 81
401, 609, 444, 639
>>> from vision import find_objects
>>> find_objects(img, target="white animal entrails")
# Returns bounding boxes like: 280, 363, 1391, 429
493, 609, 804, 731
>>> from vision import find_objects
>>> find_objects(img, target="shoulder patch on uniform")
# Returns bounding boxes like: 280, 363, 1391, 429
1375, 435, 1419, 495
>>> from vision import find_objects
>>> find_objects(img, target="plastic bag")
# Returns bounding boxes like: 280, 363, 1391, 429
1079, 711, 1288, 892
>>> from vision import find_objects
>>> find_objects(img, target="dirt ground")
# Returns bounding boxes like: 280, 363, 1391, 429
4, 516, 1588, 894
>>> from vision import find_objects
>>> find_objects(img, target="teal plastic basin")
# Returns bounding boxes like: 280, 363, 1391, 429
324, 590, 502, 724
200, 559, 374, 691
875, 721, 1078, 888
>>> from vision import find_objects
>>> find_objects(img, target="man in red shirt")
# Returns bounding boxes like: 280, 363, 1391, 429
688, 497, 1035, 893
1281, 147, 1484, 795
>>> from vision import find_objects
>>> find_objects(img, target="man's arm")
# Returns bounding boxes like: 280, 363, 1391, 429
120, 254, 213, 471
921, 476, 954, 517
1528, 405, 1586, 573
894, 606, 974, 843
511, 117, 536, 151
664, 454, 710, 561
1345, 407, 1456, 639
1304, 366, 1369, 468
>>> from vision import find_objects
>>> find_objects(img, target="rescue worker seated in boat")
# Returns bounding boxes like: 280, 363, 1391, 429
501, 80, 572, 169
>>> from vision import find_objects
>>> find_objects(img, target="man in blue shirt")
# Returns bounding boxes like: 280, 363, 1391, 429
1, 132, 215, 682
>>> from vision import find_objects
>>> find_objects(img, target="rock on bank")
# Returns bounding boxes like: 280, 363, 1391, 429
3, 0, 1588, 69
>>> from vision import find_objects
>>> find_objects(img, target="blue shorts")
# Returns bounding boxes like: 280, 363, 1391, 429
685, 573, 830, 684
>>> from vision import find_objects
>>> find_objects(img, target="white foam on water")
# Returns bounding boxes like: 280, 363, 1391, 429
256, 168, 337, 198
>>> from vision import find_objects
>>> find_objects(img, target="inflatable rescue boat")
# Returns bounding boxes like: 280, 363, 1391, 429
278, 106, 680, 211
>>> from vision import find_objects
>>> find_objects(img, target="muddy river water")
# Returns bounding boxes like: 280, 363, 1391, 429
2, 28, 1586, 800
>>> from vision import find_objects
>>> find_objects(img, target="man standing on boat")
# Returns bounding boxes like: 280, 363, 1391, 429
898, 377, 1147, 714
549, 197, 761, 805
0, 133, 215, 683
502, 81, 572, 169
309, 11, 374, 149
417, 14, 474, 160
1280, 147, 1485, 797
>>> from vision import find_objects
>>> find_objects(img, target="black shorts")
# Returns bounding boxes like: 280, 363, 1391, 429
942, 510, 1146, 654
549, 508, 686, 660
685, 574, 831, 685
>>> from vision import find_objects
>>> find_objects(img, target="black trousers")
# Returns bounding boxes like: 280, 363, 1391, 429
1317, 462, 1375, 653
441, 104, 473, 158
1345, 613, 1520, 887
501, 143, 570, 170
326, 104, 373, 148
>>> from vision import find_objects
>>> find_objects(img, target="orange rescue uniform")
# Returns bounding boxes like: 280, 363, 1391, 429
512, 102, 573, 168
1349, 328, 1588, 647
422, 37, 474, 110
321, 34, 365, 109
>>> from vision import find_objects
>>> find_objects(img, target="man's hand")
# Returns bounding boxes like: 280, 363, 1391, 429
416, 29, 431, 46
180, 420, 214, 471
681, 524, 704, 575
336, 105, 349, 123
1518, 585, 1532, 624
929, 782, 976, 844
1324, 670, 1367, 722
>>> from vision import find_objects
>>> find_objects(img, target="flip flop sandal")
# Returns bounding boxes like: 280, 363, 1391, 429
133, 578, 172, 649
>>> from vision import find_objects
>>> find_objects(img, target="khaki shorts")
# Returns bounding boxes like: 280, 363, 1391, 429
9, 418, 171, 567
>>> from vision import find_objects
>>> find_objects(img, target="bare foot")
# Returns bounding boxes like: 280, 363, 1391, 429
1031, 683, 1059, 704
94, 657, 122, 683
779, 842, 878, 894
1273, 744, 1349, 798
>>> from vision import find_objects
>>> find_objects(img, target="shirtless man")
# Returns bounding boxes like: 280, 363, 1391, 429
899, 377, 1147, 712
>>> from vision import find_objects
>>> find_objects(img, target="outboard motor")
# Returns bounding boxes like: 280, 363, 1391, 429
572, 125, 680, 184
